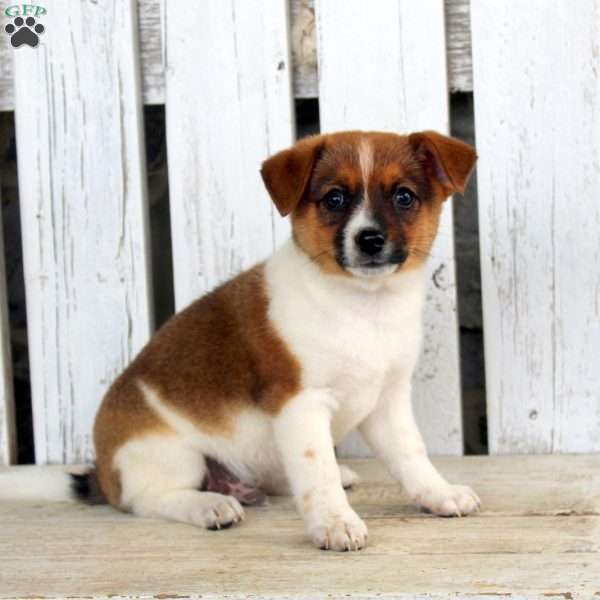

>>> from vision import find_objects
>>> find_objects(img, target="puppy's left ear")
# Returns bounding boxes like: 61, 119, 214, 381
261, 135, 325, 217
409, 130, 477, 197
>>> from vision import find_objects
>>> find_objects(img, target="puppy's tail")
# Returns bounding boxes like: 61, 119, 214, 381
0, 465, 106, 504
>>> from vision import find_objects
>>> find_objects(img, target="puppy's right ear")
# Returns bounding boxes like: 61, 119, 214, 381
260, 135, 325, 217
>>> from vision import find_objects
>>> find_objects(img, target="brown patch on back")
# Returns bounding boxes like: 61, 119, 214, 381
126, 264, 302, 419
304, 448, 316, 459
93, 265, 301, 509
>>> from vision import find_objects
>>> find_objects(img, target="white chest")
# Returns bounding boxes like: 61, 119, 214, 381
266, 243, 425, 438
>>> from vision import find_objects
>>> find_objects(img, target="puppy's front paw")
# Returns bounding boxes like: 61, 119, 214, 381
413, 484, 480, 517
308, 510, 368, 551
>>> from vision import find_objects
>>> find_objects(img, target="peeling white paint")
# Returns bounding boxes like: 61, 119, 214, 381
13, 1, 153, 463
472, 1, 600, 453
164, 1, 294, 308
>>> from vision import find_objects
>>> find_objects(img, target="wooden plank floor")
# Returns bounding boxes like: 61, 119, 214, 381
1, 456, 599, 599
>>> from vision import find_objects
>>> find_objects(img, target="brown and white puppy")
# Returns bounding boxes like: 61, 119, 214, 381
1, 130, 478, 551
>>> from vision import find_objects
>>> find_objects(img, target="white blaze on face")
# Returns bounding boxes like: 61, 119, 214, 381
358, 138, 374, 200
342, 139, 395, 277
344, 139, 376, 265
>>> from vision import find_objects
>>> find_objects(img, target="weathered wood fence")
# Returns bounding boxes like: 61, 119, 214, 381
0, 0, 598, 465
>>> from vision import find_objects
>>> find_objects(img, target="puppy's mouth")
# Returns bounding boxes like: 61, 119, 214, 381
339, 250, 408, 278
346, 263, 399, 278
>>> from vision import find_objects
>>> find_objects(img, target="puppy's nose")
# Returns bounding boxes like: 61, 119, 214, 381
356, 228, 386, 256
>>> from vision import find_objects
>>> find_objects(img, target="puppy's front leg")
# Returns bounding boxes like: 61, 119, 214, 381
360, 376, 480, 517
274, 389, 368, 551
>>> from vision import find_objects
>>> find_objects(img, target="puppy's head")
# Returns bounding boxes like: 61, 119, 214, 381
261, 130, 476, 278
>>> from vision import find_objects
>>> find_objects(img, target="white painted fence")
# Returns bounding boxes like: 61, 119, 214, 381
165, 1, 294, 309
12, 1, 153, 463
0, 0, 598, 464
472, 0, 600, 454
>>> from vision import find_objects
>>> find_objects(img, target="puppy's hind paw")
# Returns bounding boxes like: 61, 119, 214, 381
189, 492, 245, 530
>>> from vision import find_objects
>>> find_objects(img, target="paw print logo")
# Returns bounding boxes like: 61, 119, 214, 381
5, 16, 45, 48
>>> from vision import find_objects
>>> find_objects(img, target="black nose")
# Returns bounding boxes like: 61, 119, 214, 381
356, 228, 386, 256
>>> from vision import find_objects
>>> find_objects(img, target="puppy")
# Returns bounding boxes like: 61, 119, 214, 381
3, 130, 478, 551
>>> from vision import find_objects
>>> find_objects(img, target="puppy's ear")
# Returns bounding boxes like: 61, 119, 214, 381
261, 135, 325, 216
409, 130, 477, 197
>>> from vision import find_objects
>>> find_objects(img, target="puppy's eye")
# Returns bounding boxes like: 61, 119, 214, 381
322, 189, 348, 212
392, 187, 417, 210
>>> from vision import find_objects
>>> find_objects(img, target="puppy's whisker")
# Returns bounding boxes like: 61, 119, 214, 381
409, 248, 444, 261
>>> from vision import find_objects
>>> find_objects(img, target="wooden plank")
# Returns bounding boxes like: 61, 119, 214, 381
2, 509, 598, 598
1, 456, 599, 598
137, 0, 163, 105
0, 17, 12, 110
445, 0, 472, 92
0, 3, 162, 109
164, 0, 294, 308
0, 0, 474, 110
471, 1, 600, 453
290, 0, 318, 98
0, 181, 16, 465
316, 0, 462, 456
13, 1, 153, 463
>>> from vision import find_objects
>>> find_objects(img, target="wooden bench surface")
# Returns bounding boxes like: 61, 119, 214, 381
1, 455, 599, 599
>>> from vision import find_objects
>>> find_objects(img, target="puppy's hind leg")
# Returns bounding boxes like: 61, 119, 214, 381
115, 435, 244, 530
